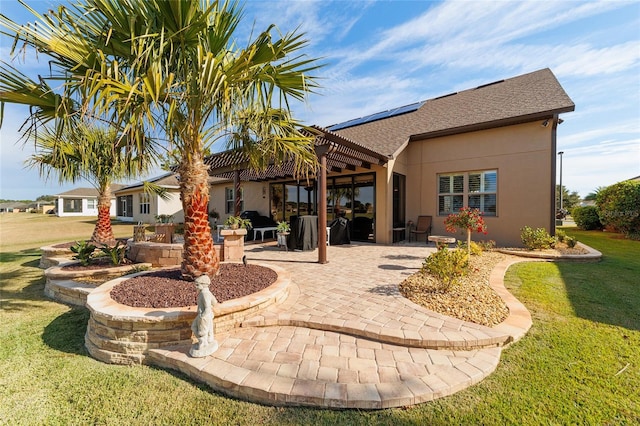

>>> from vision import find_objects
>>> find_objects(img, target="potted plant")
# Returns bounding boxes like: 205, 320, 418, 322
276, 221, 291, 234
208, 209, 220, 224
276, 221, 290, 249
224, 215, 252, 230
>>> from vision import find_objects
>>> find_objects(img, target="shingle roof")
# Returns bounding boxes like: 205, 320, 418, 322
114, 173, 180, 193
56, 184, 124, 198
332, 68, 575, 157
204, 128, 389, 181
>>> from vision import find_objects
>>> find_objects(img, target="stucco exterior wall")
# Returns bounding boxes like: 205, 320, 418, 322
156, 192, 184, 223
115, 189, 183, 224
209, 181, 267, 222
402, 121, 554, 247
56, 197, 116, 217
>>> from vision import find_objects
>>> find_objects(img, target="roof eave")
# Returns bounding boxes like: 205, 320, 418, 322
409, 107, 575, 142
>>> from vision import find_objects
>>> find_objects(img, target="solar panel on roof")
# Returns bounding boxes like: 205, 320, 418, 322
328, 100, 425, 131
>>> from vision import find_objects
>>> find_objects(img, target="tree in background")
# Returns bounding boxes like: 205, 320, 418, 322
1, 0, 321, 280
584, 186, 608, 202
555, 185, 581, 211
27, 124, 158, 243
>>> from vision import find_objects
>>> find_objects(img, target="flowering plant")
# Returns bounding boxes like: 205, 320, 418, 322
444, 207, 488, 258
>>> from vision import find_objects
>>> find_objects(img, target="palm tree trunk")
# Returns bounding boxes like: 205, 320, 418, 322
179, 153, 219, 280
92, 186, 115, 244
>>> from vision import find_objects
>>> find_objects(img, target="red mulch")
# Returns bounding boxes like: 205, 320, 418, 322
110, 263, 277, 308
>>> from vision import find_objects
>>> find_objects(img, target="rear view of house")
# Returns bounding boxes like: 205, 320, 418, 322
206, 68, 574, 247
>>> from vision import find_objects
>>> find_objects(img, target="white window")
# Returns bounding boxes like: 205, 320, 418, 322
438, 170, 497, 216
225, 187, 243, 214
86, 199, 97, 209
139, 193, 150, 215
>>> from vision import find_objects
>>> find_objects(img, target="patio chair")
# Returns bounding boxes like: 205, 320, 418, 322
410, 215, 432, 243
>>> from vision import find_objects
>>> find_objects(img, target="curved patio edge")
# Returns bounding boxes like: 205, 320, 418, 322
496, 242, 602, 262
488, 257, 535, 344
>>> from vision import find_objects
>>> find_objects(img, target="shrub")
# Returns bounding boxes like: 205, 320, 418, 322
70, 240, 97, 266
457, 240, 483, 256
521, 226, 556, 250
565, 236, 577, 248
99, 241, 127, 265
596, 181, 640, 237
422, 247, 469, 291
477, 240, 496, 251
571, 206, 602, 230
556, 229, 566, 242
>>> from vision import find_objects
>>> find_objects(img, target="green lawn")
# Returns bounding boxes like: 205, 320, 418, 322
1, 215, 638, 424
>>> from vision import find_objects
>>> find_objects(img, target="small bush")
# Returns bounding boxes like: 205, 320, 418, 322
457, 240, 483, 256
70, 240, 97, 266
99, 241, 127, 265
422, 247, 469, 291
565, 236, 577, 248
556, 229, 566, 242
572, 206, 602, 230
477, 240, 496, 251
521, 226, 555, 250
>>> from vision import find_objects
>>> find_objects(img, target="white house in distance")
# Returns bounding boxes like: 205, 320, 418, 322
55, 185, 123, 217
113, 172, 184, 223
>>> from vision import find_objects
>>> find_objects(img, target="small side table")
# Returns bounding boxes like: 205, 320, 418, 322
428, 235, 456, 249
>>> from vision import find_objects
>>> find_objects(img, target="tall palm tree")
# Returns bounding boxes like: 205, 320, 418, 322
27, 123, 159, 244
1, 0, 321, 280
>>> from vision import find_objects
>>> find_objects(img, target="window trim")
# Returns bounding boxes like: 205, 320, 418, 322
139, 193, 150, 215
437, 170, 497, 216
225, 186, 244, 214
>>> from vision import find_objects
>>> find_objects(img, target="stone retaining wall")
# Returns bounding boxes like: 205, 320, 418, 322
127, 240, 224, 267
39, 245, 73, 268
44, 262, 153, 307
85, 263, 291, 365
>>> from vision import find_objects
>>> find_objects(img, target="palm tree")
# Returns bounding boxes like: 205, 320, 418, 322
27, 123, 159, 244
1, 0, 321, 280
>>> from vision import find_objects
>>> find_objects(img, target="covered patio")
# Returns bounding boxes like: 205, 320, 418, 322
205, 127, 390, 263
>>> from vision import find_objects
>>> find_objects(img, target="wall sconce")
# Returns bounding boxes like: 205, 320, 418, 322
541, 119, 550, 127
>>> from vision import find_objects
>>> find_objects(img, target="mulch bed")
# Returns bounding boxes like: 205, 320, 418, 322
110, 263, 277, 308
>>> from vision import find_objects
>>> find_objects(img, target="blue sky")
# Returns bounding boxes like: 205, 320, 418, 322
1, 0, 639, 200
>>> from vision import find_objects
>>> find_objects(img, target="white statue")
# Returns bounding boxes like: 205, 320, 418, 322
189, 275, 219, 357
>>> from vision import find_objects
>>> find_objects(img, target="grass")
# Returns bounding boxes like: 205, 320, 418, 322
1, 215, 639, 424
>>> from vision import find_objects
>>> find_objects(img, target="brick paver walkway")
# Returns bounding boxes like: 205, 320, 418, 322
149, 242, 531, 409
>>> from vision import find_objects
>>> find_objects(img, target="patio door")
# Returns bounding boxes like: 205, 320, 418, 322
393, 173, 406, 228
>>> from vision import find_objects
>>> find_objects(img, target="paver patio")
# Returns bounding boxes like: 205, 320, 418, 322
148, 243, 532, 409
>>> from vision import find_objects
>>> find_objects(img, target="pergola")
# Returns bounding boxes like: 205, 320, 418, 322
204, 126, 389, 263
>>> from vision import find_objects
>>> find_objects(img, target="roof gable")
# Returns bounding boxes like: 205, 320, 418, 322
332, 68, 575, 157
56, 184, 124, 198
114, 173, 180, 193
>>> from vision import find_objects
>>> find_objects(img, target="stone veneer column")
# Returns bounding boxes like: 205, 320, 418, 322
220, 229, 247, 261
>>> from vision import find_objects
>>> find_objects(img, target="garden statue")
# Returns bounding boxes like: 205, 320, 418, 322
189, 275, 219, 357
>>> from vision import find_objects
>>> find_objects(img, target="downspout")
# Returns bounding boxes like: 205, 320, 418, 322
234, 169, 241, 217
550, 115, 559, 236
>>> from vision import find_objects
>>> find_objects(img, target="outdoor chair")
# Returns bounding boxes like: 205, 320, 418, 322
410, 215, 432, 243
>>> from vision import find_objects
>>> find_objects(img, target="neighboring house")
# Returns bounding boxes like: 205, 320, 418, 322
54, 185, 123, 217
114, 173, 184, 223
0, 202, 29, 213
205, 68, 574, 247
627, 175, 640, 182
